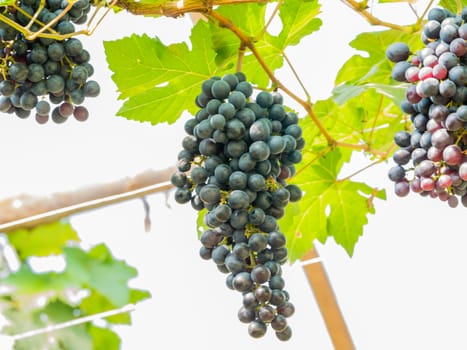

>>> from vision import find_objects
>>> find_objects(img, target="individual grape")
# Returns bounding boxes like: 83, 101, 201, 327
35, 113, 49, 124
238, 306, 256, 323
431, 128, 453, 149
58, 102, 74, 117
64, 38, 83, 56
248, 233, 268, 252
57, 20, 75, 34
27, 64, 45, 83
71, 65, 89, 84
29, 45, 48, 64
0, 96, 12, 112
248, 174, 266, 192
438, 51, 459, 69
211, 245, 230, 265
35, 100, 51, 116
440, 24, 459, 43
394, 180, 410, 197
227, 190, 250, 209
391, 61, 412, 82
248, 320, 267, 338
46, 75, 65, 94
83, 80, 100, 97
225, 118, 246, 140
228, 91, 247, 109
427, 7, 447, 22
235, 81, 253, 98
51, 106, 68, 123
0, 81, 15, 97
424, 20, 441, 39
211, 80, 231, 100
254, 285, 272, 304
443, 144, 463, 165
388, 165, 406, 182
199, 184, 221, 205
386, 42, 410, 62
47, 42, 65, 61
256, 91, 274, 108
222, 73, 239, 90
275, 326, 292, 341
232, 271, 253, 292
439, 79, 457, 97
9, 63, 29, 82
19, 91, 38, 111
459, 162, 467, 181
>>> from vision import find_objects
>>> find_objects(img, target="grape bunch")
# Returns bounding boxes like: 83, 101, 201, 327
386, 6, 467, 208
171, 72, 304, 340
0, 0, 100, 124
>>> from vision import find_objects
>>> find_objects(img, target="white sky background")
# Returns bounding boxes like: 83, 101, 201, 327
1, 1, 467, 349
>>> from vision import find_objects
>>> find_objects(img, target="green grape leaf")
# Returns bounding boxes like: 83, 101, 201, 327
333, 82, 407, 106
196, 208, 208, 239
301, 87, 403, 156
1, 264, 70, 295
64, 244, 138, 307
210, 3, 280, 87
129, 288, 152, 304
281, 148, 386, 261
211, 3, 267, 64
4, 300, 92, 350
438, 0, 460, 13
104, 20, 224, 125
79, 288, 149, 325
3, 244, 143, 309
269, 0, 322, 49
80, 292, 131, 325
334, 29, 422, 101
89, 325, 121, 350
7, 221, 79, 261
211, 0, 322, 88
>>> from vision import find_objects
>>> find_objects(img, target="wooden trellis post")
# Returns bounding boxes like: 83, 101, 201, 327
301, 245, 356, 349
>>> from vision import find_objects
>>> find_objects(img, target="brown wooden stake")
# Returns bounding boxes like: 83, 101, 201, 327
0, 166, 177, 232
301, 244, 356, 350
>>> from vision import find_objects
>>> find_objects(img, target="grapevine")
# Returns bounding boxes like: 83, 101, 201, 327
171, 72, 304, 340
386, 5, 467, 208
0, 0, 106, 124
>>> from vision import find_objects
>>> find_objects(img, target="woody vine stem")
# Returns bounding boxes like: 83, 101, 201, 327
0, 0, 437, 170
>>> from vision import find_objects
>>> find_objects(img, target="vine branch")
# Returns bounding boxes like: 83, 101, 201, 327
117, 0, 269, 17
340, 0, 415, 32
207, 10, 336, 147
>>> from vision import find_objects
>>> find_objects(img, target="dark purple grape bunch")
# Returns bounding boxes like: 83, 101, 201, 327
171, 72, 304, 340
386, 6, 467, 208
0, 0, 100, 124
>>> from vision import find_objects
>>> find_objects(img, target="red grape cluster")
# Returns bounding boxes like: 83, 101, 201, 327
386, 6, 467, 208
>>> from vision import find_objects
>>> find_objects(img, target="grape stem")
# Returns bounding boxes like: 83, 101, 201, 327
0, 0, 115, 40
416, 0, 435, 26
340, 0, 416, 33
236, 43, 246, 72
209, 9, 393, 162
257, 0, 282, 38
283, 52, 311, 103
